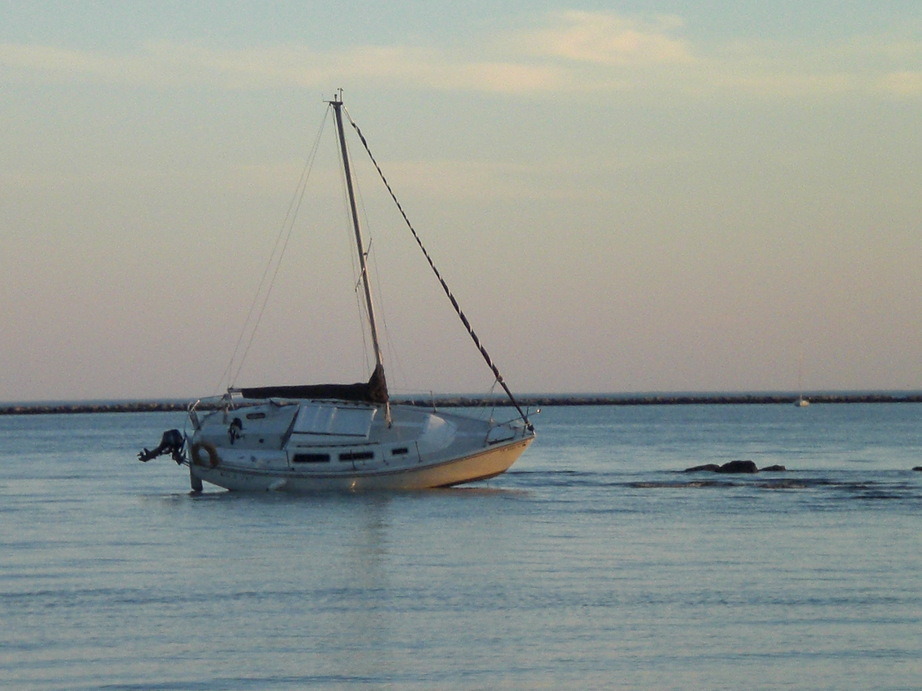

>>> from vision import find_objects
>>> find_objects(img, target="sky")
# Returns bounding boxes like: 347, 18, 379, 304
2, 1, 920, 401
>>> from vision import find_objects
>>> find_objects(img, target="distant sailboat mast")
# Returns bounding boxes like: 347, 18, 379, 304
795, 347, 809, 407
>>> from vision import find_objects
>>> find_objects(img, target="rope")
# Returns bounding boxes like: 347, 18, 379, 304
219, 108, 330, 392
343, 107, 532, 429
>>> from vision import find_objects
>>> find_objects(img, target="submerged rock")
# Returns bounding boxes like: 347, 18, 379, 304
715, 460, 758, 474
684, 464, 720, 473
684, 460, 783, 473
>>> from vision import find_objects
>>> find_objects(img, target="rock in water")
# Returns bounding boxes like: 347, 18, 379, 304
716, 460, 758, 474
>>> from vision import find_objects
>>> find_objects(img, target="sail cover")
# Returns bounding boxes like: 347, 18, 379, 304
240, 364, 388, 404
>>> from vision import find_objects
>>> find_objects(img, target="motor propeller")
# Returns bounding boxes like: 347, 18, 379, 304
138, 429, 185, 464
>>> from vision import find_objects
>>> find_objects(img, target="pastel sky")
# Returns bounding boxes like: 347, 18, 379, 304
2, 1, 920, 401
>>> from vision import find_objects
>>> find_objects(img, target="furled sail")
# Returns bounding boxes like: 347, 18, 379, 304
239, 364, 388, 404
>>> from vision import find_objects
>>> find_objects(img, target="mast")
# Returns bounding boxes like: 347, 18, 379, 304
330, 92, 389, 406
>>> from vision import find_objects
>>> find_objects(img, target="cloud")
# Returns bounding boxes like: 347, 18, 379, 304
0, 42, 131, 82
380, 157, 597, 203
0, 11, 694, 92
2, 12, 919, 100
518, 11, 694, 66
711, 70, 858, 98
879, 71, 922, 96
0, 39, 563, 93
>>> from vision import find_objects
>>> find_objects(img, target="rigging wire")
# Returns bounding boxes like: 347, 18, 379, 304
342, 105, 533, 429
217, 107, 331, 392
352, 163, 408, 390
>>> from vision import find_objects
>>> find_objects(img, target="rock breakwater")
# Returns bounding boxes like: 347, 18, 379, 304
2, 392, 920, 415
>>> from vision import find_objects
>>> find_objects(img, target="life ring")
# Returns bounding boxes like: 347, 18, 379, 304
191, 442, 221, 468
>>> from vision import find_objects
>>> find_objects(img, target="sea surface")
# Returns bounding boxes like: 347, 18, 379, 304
2, 402, 921, 689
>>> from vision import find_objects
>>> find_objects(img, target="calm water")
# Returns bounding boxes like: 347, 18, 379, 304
2, 403, 921, 689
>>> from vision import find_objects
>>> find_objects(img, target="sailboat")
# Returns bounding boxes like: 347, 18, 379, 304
794, 348, 810, 407
138, 93, 535, 492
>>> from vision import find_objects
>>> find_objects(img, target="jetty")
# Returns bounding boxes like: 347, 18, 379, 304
2, 392, 921, 415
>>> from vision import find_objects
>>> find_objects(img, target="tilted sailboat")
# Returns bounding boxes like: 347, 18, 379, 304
139, 94, 535, 492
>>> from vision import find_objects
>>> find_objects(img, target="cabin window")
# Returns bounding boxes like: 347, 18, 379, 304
292, 453, 330, 463
391, 447, 409, 456
339, 451, 374, 462
292, 404, 376, 437
246, 412, 266, 420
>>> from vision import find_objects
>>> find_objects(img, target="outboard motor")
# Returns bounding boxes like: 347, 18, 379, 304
138, 429, 185, 464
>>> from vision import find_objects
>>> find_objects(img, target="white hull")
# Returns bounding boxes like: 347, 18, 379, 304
184, 398, 534, 492
188, 437, 532, 492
